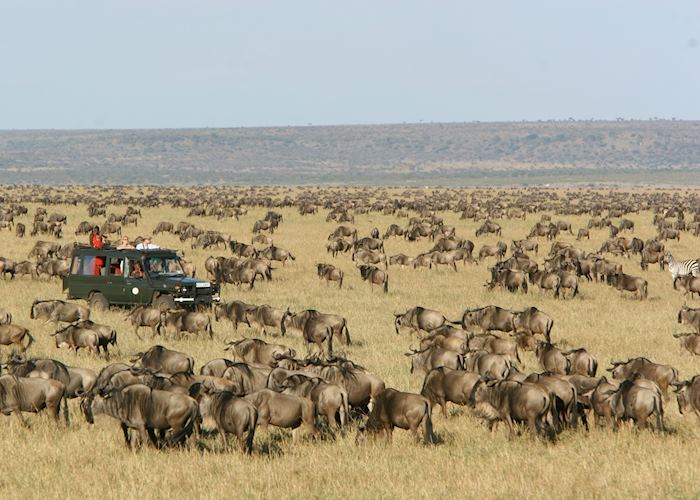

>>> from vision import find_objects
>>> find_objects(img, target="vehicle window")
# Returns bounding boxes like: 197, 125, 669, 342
109, 257, 125, 276
130, 260, 145, 279
78, 255, 107, 276
71, 257, 80, 274
145, 257, 184, 277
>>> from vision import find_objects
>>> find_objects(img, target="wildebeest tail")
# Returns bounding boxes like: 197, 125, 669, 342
24, 331, 34, 351
62, 393, 70, 425
383, 274, 389, 294
546, 319, 554, 342
654, 392, 665, 432
207, 318, 214, 339
245, 405, 258, 453
343, 321, 351, 345
423, 401, 436, 445
339, 390, 350, 428
327, 326, 334, 357
169, 407, 197, 446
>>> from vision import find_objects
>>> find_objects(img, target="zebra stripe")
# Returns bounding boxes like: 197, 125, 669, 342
666, 253, 700, 281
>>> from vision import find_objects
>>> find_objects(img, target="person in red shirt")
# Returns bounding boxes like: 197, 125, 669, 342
89, 226, 107, 275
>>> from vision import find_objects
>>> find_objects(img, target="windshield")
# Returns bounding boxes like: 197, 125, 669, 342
144, 256, 185, 277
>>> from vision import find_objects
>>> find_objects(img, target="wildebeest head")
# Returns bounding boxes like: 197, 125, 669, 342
672, 379, 693, 414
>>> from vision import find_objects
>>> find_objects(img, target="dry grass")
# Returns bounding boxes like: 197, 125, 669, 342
1, 190, 699, 499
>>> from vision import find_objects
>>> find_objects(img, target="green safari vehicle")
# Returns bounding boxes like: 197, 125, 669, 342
62, 245, 220, 310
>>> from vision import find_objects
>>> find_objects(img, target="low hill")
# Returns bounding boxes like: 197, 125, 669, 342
1, 120, 699, 185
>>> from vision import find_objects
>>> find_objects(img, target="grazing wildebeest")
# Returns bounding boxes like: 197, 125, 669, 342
511, 239, 539, 255
478, 242, 507, 262
51, 324, 100, 356
470, 378, 556, 440
678, 306, 700, 334
420, 367, 481, 417
576, 228, 590, 240
608, 357, 678, 396
225, 338, 296, 367
512, 307, 554, 341
214, 300, 255, 331
358, 265, 388, 293
405, 346, 465, 375
0, 324, 34, 353
328, 225, 357, 241
284, 309, 351, 345
673, 375, 700, 421
466, 334, 520, 364
244, 389, 316, 441
153, 221, 174, 235
486, 265, 528, 294
160, 309, 213, 338
191, 386, 257, 452
360, 388, 435, 444
245, 305, 290, 337
674, 276, 700, 298
316, 263, 344, 288
389, 254, 414, 267
30, 300, 90, 326
131, 345, 195, 375
475, 221, 501, 237
260, 245, 295, 265
81, 384, 198, 447
612, 272, 648, 300
326, 238, 353, 257
394, 307, 453, 336
672, 332, 700, 356
0, 374, 69, 425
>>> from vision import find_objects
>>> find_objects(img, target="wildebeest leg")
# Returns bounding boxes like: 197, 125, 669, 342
147, 427, 159, 447
120, 423, 131, 447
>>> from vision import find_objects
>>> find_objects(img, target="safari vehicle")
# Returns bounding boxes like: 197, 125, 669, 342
62, 245, 220, 310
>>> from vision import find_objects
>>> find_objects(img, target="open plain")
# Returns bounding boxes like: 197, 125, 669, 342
0, 186, 699, 499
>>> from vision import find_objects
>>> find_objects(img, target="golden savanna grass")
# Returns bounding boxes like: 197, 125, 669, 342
0, 188, 699, 499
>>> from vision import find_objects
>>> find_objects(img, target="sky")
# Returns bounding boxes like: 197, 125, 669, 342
1, 1, 699, 129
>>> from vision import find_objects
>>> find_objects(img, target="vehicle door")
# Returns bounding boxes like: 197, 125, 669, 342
122, 257, 151, 305
65, 253, 109, 299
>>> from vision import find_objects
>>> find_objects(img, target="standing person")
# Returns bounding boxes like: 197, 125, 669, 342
89, 226, 107, 275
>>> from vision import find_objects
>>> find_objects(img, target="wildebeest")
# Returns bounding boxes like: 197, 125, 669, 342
30, 300, 90, 326
326, 238, 353, 257
678, 306, 700, 334
562, 348, 598, 376
358, 265, 388, 293
674, 276, 700, 298
486, 267, 528, 294
244, 389, 316, 441
512, 307, 554, 341
260, 245, 295, 265
475, 221, 501, 237
460, 305, 517, 334
0, 324, 34, 353
609, 376, 665, 431
612, 272, 648, 300
281, 374, 350, 430
672, 332, 700, 356
160, 309, 214, 338
467, 334, 520, 364
394, 307, 453, 336
284, 309, 351, 345
528, 270, 561, 298
214, 300, 255, 331
153, 221, 175, 235
420, 367, 481, 417
608, 357, 678, 396
328, 225, 357, 241
0, 374, 69, 425
125, 306, 162, 339
191, 386, 257, 452
131, 345, 195, 375
405, 346, 465, 375
225, 338, 296, 367
673, 375, 700, 421
51, 324, 100, 356
524, 372, 579, 429
81, 384, 198, 447
245, 305, 290, 337
478, 242, 507, 262
463, 351, 511, 380
576, 228, 590, 240
470, 378, 556, 439
316, 263, 344, 288
360, 388, 435, 444
535, 342, 569, 375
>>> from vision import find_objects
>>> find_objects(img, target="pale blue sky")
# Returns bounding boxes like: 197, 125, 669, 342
1, 1, 698, 129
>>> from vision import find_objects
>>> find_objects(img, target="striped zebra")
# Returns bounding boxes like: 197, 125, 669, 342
666, 253, 700, 286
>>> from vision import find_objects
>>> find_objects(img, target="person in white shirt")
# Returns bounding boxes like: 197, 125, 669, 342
135, 237, 160, 250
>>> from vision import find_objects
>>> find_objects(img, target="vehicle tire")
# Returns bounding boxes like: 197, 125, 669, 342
90, 292, 109, 311
154, 294, 176, 312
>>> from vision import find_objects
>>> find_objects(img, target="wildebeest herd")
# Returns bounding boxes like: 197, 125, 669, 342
0, 186, 700, 454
